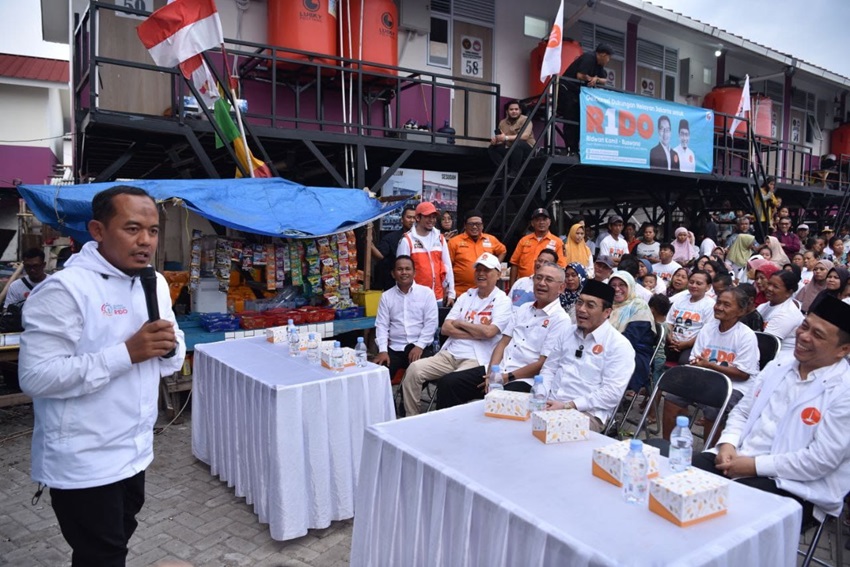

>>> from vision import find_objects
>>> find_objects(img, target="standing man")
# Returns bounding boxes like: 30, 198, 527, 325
401, 253, 512, 417
19, 186, 186, 566
772, 216, 801, 257
397, 201, 456, 307
436, 261, 570, 408
372, 204, 416, 291
598, 215, 629, 266
558, 43, 612, 153
3, 248, 49, 309
488, 100, 535, 176
509, 208, 566, 287
448, 209, 507, 296
726, 216, 755, 249
373, 255, 439, 383
649, 115, 680, 170
673, 119, 696, 172
693, 294, 850, 521
540, 279, 636, 432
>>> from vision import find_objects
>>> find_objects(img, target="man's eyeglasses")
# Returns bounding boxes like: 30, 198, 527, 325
466, 222, 483, 228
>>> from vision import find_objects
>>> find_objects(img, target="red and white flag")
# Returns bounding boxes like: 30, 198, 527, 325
180, 55, 219, 108
539, 0, 565, 83
729, 74, 751, 136
137, 0, 223, 69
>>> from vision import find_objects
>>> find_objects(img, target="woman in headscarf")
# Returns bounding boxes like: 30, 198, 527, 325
559, 262, 586, 323
750, 258, 781, 306
726, 233, 756, 280
763, 235, 790, 268
795, 259, 834, 312
822, 266, 849, 299
699, 220, 720, 257
563, 223, 594, 279
608, 271, 657, 397
637, 259, 666, 295
671, 227, 697, 266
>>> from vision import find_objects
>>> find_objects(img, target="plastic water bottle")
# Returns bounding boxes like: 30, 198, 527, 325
306, 332, 319, 365
287, 319, 300, 357
669, 415, 694, 473
622, 439, 649, 504
488, 365, 503, 392
330, 340, 344, 373
530, 375, 547, 413
431, 336, 441, 354
355, 337, 368, 367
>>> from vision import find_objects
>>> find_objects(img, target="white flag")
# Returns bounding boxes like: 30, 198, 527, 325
729, 74, 751, 136
539, 0, 565, 83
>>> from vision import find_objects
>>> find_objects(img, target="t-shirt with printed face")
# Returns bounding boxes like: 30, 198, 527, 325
666, 293, 715, 342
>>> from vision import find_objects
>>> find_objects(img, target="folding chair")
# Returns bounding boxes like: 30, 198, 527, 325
604, 323, 667, 437
633, 366, 732, 455
798, 505, 844, 567
753, 331, 781, 370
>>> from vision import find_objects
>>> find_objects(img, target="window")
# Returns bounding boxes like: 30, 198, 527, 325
428, 16, 451, 68
636, 40, 677, 101
577, 22, 625, 89
524, 15, 549, 39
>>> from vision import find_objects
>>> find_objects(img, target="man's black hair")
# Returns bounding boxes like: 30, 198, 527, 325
706, 260, 729, 276
92, 186, 155, 225
595, 43, 613, 55
504, 99, 523, 114
712, 273, 733, 288
394, 255, 415, 270
659, 243, 675, 254
536, 248, 559, 262
22, 247, 45, 262
617, 254, 640, 277
402, 204, 416, 215
648, 293, 671, 316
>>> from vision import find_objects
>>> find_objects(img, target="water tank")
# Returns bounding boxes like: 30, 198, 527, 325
268, 0, 338, 68
342, 0, 398, 78
702, 86, 772, 138
528, 39, 583, 96
831, 123, 850, 157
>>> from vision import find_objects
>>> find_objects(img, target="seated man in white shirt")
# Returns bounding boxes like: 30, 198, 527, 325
436, 261, 570, 408
541, 279, 636, 432
401, 253, 512, 417
373, 255, 439, 382
507, 248, 558, 311
693, 294, 850, 521
3, 248, 49, 309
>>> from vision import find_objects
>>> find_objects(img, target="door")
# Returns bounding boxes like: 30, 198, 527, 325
452, 21, 493, 147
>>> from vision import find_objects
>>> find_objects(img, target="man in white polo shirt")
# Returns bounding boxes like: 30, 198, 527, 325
541, 279, 636, 432
400, 253, 511, 416
436, 261, 570, 408
598, 215, 628, 267
373, 255, 439, 382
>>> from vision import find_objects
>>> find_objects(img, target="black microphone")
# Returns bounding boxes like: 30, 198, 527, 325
575, 345, 584, 359
140, 267, 176, 358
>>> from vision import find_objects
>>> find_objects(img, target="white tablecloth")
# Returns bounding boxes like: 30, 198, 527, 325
191, 337, 394, 541
351, 401, 802, 567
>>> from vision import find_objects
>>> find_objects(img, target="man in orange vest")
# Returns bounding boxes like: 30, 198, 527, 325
509, 208, 566, 287
397, 201, 456, 307
448, 209, 507, 297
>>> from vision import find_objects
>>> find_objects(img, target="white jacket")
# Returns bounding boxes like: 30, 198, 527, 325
718, 355, 850, 520
20, 241, 186, 489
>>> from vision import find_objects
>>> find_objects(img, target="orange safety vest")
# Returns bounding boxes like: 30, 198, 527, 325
402, 232, 448, 300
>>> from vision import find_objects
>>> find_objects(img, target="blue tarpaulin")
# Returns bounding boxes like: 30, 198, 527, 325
18, 178, 407, 242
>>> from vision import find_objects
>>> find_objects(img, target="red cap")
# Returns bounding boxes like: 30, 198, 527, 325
415, 201, 438, 216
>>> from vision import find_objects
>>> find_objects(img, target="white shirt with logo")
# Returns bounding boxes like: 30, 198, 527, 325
598, 234, 629, 261
443, 287, 512, 365
690, 318, 759, 397
499, 298, 571, 385
653, 260, 682, 283
666, 293, 716, 343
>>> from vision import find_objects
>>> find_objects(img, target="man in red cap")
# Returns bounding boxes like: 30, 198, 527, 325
397, 201, 456, 307
508, 208, 566, 287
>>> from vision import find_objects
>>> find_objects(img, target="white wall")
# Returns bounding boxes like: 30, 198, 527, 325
0, 85, 63, 155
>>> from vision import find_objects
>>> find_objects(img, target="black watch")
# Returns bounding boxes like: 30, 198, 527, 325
507, 372, 516, 383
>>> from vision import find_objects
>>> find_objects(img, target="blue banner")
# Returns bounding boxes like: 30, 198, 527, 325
579, 88, 714, 173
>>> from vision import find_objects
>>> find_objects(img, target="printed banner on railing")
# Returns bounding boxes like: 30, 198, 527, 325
579, 89, 714, 173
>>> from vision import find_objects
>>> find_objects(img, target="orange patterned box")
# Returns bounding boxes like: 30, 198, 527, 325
592, 439, 661, 487
649, 468, 729, 527
531, 409, 589, 443
484, 390, 531, 421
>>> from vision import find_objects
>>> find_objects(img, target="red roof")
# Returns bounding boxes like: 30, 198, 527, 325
0, 53, 69, 84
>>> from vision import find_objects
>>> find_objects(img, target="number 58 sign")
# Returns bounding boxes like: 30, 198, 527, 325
460, 36, 484, 78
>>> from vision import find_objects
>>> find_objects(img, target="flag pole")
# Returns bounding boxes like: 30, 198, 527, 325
550, 75, 559, 156
220, 43, 255, 178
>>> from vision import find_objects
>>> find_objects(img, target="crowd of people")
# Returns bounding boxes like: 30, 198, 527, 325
372, 199, 850, 524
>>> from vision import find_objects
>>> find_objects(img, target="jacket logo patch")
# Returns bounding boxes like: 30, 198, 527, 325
592, 344, 604, 355
101, 303, 129, 316
801, 407, 821, 426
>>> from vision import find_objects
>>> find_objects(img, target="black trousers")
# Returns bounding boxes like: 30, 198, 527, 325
487, 142, 533, 174
50, 470, 146, 567
388, 344, 434, 381
556, 88, 580, 151
436, 366, 532, 410
692, 452, 813, 520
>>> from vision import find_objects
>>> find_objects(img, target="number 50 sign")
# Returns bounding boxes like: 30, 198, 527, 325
116, 0, 151, 20
460, 36, 484, 79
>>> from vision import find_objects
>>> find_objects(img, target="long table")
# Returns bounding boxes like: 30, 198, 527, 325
191, 337, 394, 541
351, 401, 802, 566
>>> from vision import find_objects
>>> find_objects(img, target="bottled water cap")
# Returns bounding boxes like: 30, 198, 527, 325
676, 415, 689, 427
288, 319, 294, 325
533, 375, 543, 383
357, 337, 364, 343
334, 341, 341, 348
629, 439, 643, 451
491, 365, 500, 373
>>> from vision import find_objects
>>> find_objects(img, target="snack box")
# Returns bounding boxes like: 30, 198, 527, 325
531, 409, 589, 443
484, 390, 531, 421
649, 468, 729, 527
592, 440, 661, 487
320, 346, 356, 369
265, 327, 288, 344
